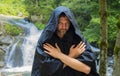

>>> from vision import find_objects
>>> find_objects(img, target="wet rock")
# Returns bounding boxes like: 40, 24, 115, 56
0, 49, 5, 68
1, 35, 13, 45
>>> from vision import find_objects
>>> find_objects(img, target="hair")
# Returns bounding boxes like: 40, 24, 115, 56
59, 12, 66, 18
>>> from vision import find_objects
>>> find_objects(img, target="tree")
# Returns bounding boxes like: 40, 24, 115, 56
99, 0, 108, 76
113, 17, 120, 76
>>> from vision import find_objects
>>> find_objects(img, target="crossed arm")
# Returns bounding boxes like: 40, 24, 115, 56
43, 42, 91, 74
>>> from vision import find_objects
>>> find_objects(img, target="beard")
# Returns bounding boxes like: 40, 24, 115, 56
57, 29, 67, 38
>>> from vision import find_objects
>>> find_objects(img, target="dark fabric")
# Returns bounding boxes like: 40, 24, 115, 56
88, 67, 100, 76
31, 6, 99, 76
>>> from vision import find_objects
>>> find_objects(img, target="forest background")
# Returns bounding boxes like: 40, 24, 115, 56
0, 0, 120, 76
0, 0, 119, 54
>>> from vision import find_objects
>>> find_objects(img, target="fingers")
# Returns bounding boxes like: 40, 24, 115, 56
55, 43, 61, 52
80, 46, 86, 52
55, 43, 59, 49
43, 43, 55, 51
43, 43, 53, 55
79, 44, 86, 53
43, 43, 55, 52
44, 43, 53, 48
43, 44, 51, 51
76, 41, 86, 54
43, 43, 61, 53
77, 41, 86, 48
44, 51, 53, 56
44, 50, 50, 54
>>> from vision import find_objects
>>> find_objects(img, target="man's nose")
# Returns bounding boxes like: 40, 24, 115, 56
62, 24, 66, 29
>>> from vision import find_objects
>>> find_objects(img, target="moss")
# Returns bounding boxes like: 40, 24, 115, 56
99, 41, 108, 49
117, 19, 120, 29
114, 45, 120, 55
35, 22, 45, 30
5, 23, 24, 36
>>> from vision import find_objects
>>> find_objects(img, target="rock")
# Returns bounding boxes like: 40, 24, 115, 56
18, 12, 23, 17
0, 49, 5, 68
1, 35, 13, 45
30, 15, 42, 22
0, 31, 3, 36
0, 61, 4, 68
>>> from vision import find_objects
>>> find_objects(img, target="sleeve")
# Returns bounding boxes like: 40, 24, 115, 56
77, 42, 99, 75
88, 68, 100, 76
77, 44, 99, 76
31, 43, 63, 76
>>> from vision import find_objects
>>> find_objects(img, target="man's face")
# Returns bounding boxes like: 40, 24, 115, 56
57, 16, 70, 38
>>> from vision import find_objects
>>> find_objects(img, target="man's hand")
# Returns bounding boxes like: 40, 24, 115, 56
63, 41, 86, 68
43, 43, 62, 59
69, 41, 86, 58
43, 42, 90, 74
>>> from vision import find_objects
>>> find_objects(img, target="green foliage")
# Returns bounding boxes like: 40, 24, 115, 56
83, 18, 100, 43
24, 0, 55, 23
0, 0, 29, 16
114, 45, 120, 55
108, 16, 117, 41
35, 23, 45, 30
117, 18, 120, 29
107, 0, 120, 10
5, 24, 24, 36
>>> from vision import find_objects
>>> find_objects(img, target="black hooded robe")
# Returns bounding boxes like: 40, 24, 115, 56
31, 6, 100, 76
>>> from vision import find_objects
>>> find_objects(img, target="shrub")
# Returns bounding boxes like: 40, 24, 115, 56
5, 23, 24, 36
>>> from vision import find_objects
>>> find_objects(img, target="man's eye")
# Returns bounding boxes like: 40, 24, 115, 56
58, 23, 62, 25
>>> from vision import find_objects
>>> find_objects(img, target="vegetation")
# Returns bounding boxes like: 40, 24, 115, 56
5, 23, 24, 36
35, 22, 45, 30
1, 0, 120, 75
0, 0, 29, 16
0, 0, 120, 52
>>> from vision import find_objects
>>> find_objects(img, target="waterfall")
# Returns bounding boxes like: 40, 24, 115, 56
6, 40, 23, 68
0, 15, 42, 73
22, 25, 42, 66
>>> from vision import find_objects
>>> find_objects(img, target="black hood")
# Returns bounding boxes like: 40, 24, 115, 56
37, 6, 95, 61
39, 6, 84, 46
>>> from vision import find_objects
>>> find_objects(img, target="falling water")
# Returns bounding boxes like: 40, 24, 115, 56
0, 15, 42, 74
6, 40, 23, 68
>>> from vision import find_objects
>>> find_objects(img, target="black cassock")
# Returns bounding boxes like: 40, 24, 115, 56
31, 6, 100, 76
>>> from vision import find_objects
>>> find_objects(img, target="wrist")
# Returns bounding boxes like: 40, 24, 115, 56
68, 54, 76, 58
57, 53, 65, 59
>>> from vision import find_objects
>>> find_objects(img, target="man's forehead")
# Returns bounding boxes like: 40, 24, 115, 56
59, 16, 70, 21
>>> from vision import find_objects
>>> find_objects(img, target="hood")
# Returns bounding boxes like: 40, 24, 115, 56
32, 7, 97, 76
38, 6, 85, 46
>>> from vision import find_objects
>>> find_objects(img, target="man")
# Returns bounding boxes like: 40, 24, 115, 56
32, 6, 99, 76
